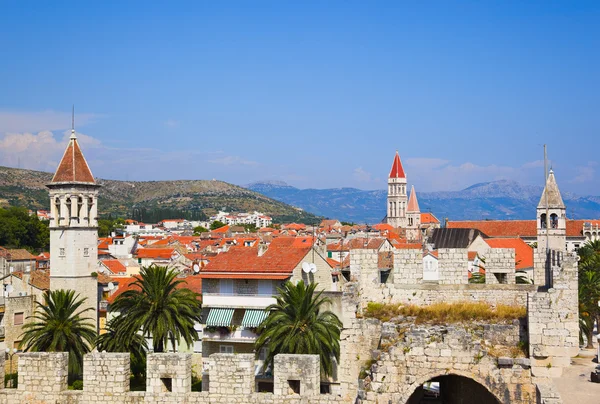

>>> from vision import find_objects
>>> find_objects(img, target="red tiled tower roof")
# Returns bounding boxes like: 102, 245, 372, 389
407, 185, 420, 212
389, 151, 406, 179
51, 131, 95, 184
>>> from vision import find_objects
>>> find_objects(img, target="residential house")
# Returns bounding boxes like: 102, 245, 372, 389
198, 240, 338, 385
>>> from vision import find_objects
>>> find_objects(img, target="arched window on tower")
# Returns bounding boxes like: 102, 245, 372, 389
550, 213, 558, 229
66, 198, 72, 218
540, 213, 547, 229
409, 217, 413, 226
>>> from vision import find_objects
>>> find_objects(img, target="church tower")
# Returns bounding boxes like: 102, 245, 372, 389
535, 169, 566, 286
406, 185, 421, 241
47, 128, 99, 328
387, 151, 408, 228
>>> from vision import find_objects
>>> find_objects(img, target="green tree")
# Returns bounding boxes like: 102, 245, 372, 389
109, 265, 202, 352
0, 207, 49, 251
19, 290, 97, 379
243, 223, 258, 232
193, 226, 208, 235
577, 240, 600, 348
210, 220, 226, 230
96, 317, 148, 377
255, 280, 342, 378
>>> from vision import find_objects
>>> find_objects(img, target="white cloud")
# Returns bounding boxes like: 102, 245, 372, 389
208, 155, 259, 166
353, 167, 380, 184
0, 130, 102, 171
570, 162, 596, 184
0, 110, 102, 133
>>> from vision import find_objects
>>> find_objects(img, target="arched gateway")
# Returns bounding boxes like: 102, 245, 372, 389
405, 373, 503, 404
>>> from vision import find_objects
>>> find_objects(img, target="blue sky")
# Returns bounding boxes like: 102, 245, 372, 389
0, 1, 598, 193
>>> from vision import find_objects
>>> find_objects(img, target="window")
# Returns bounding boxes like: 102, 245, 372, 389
14, 312, 24, 325
102, 291, 109, 300
13, 341, 21, 350
540, 213, 547, 229
219, 345, 233, 354
288, 380, 301, 394
59, 248, 66, 257
258, 280, 271, 296
83, 248, 89, 257
550, 213, 559, 229
220, 279, 233, 295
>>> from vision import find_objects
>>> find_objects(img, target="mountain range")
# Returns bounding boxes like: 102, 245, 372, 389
247, 180, 600, 223
0, 166, 321, 224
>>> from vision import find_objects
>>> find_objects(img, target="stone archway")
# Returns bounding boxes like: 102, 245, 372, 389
404, 373, 503, 404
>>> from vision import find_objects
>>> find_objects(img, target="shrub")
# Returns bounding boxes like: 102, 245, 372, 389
364, 301, 526, 324
70, 380, 83, 390
4, 373, 18, 388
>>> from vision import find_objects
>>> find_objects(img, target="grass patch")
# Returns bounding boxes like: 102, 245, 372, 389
364, 301, 526, 324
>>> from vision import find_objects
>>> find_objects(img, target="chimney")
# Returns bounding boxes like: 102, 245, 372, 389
258, 242, 268, 257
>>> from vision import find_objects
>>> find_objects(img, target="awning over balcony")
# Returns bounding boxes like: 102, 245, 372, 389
241, 309, 269, 328
205, 308, 234, 327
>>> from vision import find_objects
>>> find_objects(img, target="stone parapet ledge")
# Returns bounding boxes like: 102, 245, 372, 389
17, 352, 68, 393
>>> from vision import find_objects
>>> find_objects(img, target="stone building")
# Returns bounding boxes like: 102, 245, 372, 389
47, 128, 99, 328
386, 151, 409, 229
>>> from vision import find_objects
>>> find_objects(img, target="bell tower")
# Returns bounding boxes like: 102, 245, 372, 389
535, 169, 566, 286
47, 127, 99, 328
387, 151, 408, 228
406, 185, 421, 241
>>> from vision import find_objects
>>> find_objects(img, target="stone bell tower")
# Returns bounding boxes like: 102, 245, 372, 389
387, 151, 408, 228
534, 169, 566, 286
47, 127, 99, 328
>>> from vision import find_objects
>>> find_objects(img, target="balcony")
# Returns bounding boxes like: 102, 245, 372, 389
203, 327, 258, 343
202, 293, 276, 309
99, 300, 109, 311
0, 326, 4, 339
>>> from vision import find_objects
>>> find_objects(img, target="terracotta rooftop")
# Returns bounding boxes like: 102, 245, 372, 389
5, 249, 36, 260
51, 132, 96, 184
136, 248, 176, 259
485, 238, 534, 270
200, 244, 311, 277
420, 212, 440, 224
100, 259, 127, 274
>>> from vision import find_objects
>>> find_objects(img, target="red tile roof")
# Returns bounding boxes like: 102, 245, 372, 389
449, 219, 598, 238
284, 223, 307, 231
200, 245, 311, 277
485, 238, 534, 270
211, 225, 230, 234
270, 236, 314, 248
6, 249, 36, 260
448, 220, 537, 237
51, 134, 96, 184
101, 259, 127, 274
421, 212, 440, 224
389, 151, 406, 179
468, 251, 478, 261
136, 248, 176, 259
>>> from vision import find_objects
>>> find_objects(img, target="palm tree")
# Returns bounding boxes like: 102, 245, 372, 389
96, 317, 148, 377
579, 270, 600, 348
109, 265, 202, 352
19, 289, 96, 378
255, 280, 342, 378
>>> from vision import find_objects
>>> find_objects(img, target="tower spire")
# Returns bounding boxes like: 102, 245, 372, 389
70, 105, 77, 140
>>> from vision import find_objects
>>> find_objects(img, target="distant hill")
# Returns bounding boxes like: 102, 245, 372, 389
0, 166, 321, 224
247, 179, 600, 223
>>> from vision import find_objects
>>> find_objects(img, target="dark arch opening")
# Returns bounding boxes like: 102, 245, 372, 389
407, 374, 502, 404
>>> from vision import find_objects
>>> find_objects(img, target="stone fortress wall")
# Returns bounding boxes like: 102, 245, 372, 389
0, 244, 576, 403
